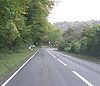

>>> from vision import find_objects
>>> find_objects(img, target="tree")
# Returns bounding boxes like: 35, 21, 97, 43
0, 0, 54, 53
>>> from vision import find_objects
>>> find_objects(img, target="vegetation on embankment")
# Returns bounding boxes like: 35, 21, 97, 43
0, 48, 38, 80
57, 21, 100, 59
0, 0, 54, 54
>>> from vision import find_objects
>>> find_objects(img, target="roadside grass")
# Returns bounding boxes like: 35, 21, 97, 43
0, 48, 38, 80
57, 50, 100, 64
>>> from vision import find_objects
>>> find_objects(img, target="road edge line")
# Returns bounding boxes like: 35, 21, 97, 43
1, 49, 39, 86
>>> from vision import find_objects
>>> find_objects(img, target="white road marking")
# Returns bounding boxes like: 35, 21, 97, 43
57, 59, 67, 66
1, 50, 39, 86
52, 54, 57, 59
47, 50, 67, 66
49, 53, 52, 55
72, 71, 94, 86
47, 50, 94, 86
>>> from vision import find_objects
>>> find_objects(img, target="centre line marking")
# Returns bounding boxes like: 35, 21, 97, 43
47, 50, 93, 86
57, 59, 67, 66
47, 50, 67, 66
72, 71, 94, 86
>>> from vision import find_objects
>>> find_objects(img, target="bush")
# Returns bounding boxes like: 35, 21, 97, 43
70, 42, 81, 53
58, 40, 66, 51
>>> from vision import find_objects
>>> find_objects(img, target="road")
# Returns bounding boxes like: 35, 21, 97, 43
1, 48, 100, 86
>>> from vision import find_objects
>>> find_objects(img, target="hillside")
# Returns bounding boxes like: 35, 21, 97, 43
53, 20, 100, 31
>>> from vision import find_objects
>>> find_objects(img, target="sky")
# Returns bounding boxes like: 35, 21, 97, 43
48, 0, 100, 23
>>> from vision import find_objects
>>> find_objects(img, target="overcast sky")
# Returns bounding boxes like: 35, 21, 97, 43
48, 0, 100, 23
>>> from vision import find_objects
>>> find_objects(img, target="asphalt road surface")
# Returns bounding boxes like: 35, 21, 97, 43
1, 48, 100, 86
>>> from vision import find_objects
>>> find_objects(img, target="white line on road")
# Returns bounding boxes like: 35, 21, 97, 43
57, 59, 67, 66
1, 49, 39, 86
51, 54, 57, 59
72, 71, 94, 86
47, 50, 67, 66
47, 50, 94, 86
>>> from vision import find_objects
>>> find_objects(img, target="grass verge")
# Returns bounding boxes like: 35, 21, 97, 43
57, 50, 100, 64
0, 48, 38, 81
